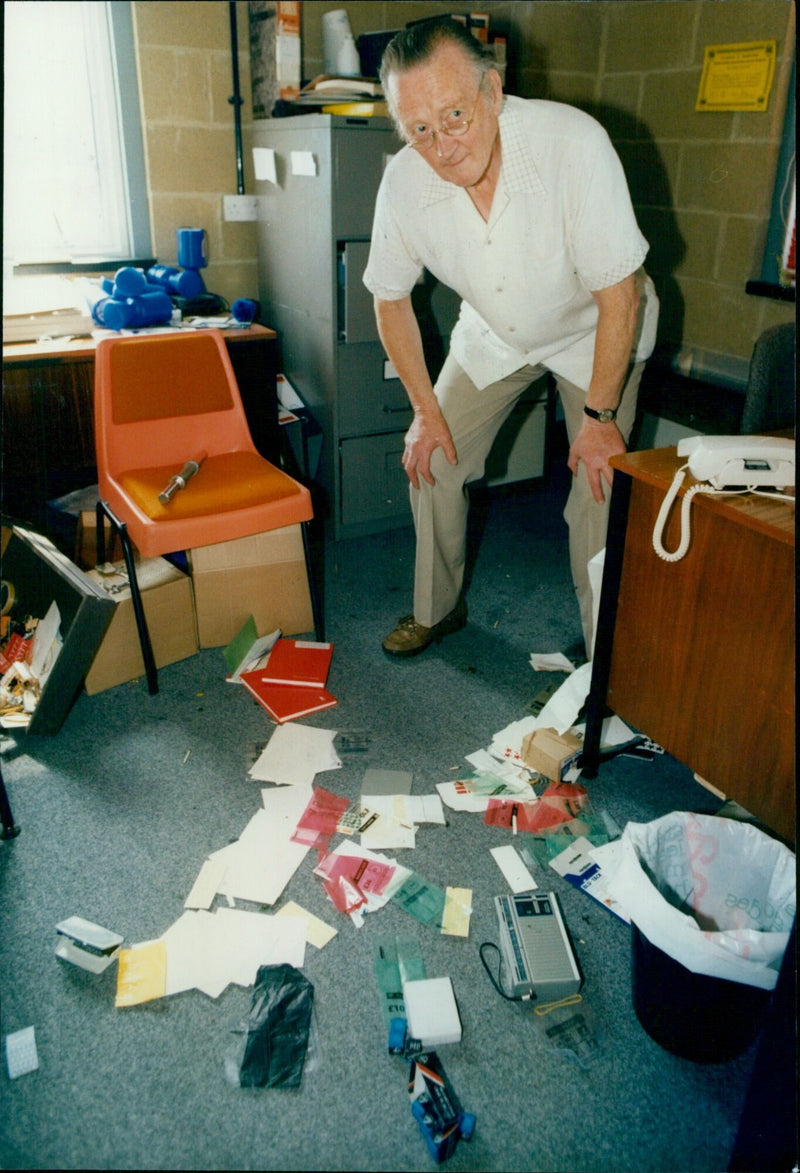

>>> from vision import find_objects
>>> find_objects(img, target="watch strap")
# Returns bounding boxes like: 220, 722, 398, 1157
583, 404, 618, 423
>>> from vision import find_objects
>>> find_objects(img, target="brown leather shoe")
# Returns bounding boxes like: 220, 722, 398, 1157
382, 597, 467, 658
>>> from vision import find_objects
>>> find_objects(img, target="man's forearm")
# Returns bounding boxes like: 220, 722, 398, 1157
585, 275, 640, 412
374, 296, 438, 414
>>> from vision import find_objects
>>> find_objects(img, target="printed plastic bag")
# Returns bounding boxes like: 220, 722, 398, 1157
608, 812, 795, 990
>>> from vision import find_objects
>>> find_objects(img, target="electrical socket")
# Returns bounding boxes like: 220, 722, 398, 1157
223, 194, 258, 222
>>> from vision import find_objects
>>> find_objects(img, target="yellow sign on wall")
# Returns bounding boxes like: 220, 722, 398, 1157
696, 41, 776, 111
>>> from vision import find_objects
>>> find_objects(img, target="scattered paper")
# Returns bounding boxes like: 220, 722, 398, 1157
441, 887, 473, 937
210, 801, 310, 905
548, 835, 630, 923
529, 652, 576, 673
464, 749, 531, 791
248, 723, 340, 786
276, 901, 337, 949
360, 808, 416, 850
491, 845, 538, 894
184, 858, 228, 910
4, 1026, 39, 1079
115, 941, 167, 1007
534, 662, 593, 736
436, 781, 491, 813
158, 908, 307, 998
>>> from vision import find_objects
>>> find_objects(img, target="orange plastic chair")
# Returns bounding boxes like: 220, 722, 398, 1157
94, 328, 322, 693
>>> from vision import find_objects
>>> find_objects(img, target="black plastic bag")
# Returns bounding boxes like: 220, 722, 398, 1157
239, 964, 314, 1089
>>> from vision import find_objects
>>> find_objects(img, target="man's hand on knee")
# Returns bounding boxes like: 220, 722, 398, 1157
568, 418, 626, 503
403, 407, 458, 489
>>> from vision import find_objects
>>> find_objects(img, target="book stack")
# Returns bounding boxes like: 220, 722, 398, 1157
240, 638, 336, 723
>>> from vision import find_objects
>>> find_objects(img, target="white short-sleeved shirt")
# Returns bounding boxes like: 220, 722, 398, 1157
363, 95, 659, 391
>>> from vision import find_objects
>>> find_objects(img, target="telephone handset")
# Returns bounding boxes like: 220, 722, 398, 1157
652, 435, 795, 562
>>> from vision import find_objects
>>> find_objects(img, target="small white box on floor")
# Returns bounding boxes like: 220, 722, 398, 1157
55, 916, 123, 973
402, 976, 462, 1047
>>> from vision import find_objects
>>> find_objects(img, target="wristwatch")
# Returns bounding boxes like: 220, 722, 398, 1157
583, 404, 618, 423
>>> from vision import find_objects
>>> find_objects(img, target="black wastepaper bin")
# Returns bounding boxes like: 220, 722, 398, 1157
609, 812, 795, 1064
631, 923, 771, 1063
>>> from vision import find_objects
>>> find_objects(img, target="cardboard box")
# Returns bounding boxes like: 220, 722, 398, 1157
188, 525, 313, 648
76, 510, 123, 570
45, 485, 122, 569
520, 727, 583, 781
84, 557, 198, 694
0, 525, 115, 733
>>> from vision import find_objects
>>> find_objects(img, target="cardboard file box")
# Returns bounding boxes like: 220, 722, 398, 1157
520, 727, 583, 781
84, 557, 198, 694
0, 525, 115, 734
188, 525, 313, 648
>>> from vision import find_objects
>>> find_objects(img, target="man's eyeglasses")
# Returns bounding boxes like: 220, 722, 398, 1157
406, 89, 483, 151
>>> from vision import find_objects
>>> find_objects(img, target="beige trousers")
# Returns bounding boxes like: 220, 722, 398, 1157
409, 354, 643, 651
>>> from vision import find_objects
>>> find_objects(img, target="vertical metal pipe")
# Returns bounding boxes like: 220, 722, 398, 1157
228, 1, 245, 194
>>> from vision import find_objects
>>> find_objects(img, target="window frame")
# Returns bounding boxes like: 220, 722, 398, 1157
9, 0, 153, 277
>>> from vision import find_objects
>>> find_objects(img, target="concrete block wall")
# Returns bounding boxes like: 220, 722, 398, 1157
132, 0, 258, 308
299, 0, 796, 385
130, 0, 795, 385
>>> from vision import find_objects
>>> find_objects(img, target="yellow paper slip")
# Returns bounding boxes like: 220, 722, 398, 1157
441, 887, 473, 937
275, 901, 337, 949
115, 940, 167, 1007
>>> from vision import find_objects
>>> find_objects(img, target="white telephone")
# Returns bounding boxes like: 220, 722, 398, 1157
677, 434, 795, 489
652, 435, 795, 562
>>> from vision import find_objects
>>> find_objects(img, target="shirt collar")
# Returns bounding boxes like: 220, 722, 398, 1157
418, 97, 545, 208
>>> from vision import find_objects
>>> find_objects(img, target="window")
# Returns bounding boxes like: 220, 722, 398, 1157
3, 0, 150, 269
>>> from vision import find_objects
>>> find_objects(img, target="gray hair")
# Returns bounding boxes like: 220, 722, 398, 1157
380, 18, 495, 123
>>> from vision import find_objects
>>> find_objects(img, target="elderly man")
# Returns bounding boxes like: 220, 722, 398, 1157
363, 18, 658, 659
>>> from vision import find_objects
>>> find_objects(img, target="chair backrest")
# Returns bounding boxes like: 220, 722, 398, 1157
95, 330, 257, 480
740, 322, 796, 434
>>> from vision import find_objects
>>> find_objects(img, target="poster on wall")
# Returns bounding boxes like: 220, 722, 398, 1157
696, 41, 776, 112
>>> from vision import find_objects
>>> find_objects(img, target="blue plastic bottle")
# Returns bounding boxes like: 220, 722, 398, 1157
147, 265, 204, 298
112, 266, 147, 297
97, 289, 173, 330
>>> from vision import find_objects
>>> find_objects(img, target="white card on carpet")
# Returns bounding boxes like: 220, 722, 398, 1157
490, 845, 538, 893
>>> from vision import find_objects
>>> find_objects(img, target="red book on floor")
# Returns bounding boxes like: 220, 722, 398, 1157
240, 670, 337, 723
261, 638, 334, 688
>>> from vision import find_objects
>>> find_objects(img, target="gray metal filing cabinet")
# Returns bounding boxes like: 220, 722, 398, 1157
253, 113, 549, 540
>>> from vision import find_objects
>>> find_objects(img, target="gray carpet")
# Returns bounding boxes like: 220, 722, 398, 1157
0, 464, 769, 1171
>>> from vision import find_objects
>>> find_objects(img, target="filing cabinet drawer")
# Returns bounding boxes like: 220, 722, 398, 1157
338, 343, 413, 436
485, 389, 549, 486
339, 433, 411, 527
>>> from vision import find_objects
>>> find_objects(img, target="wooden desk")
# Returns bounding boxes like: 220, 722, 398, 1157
582, 445, 795, 844
2, 325, 278, 534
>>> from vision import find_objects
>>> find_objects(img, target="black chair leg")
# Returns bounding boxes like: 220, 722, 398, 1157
0, 759, 21, 839
301, 520, 325, 643
95, 501, 159, 695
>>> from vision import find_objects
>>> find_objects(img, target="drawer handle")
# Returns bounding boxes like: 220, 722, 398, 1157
382, 404, 413, 414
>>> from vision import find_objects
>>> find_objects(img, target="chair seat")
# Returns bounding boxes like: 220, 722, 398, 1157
119, 451, 305, 520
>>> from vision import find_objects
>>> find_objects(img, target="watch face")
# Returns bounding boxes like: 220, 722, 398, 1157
585, 405, 617, 422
